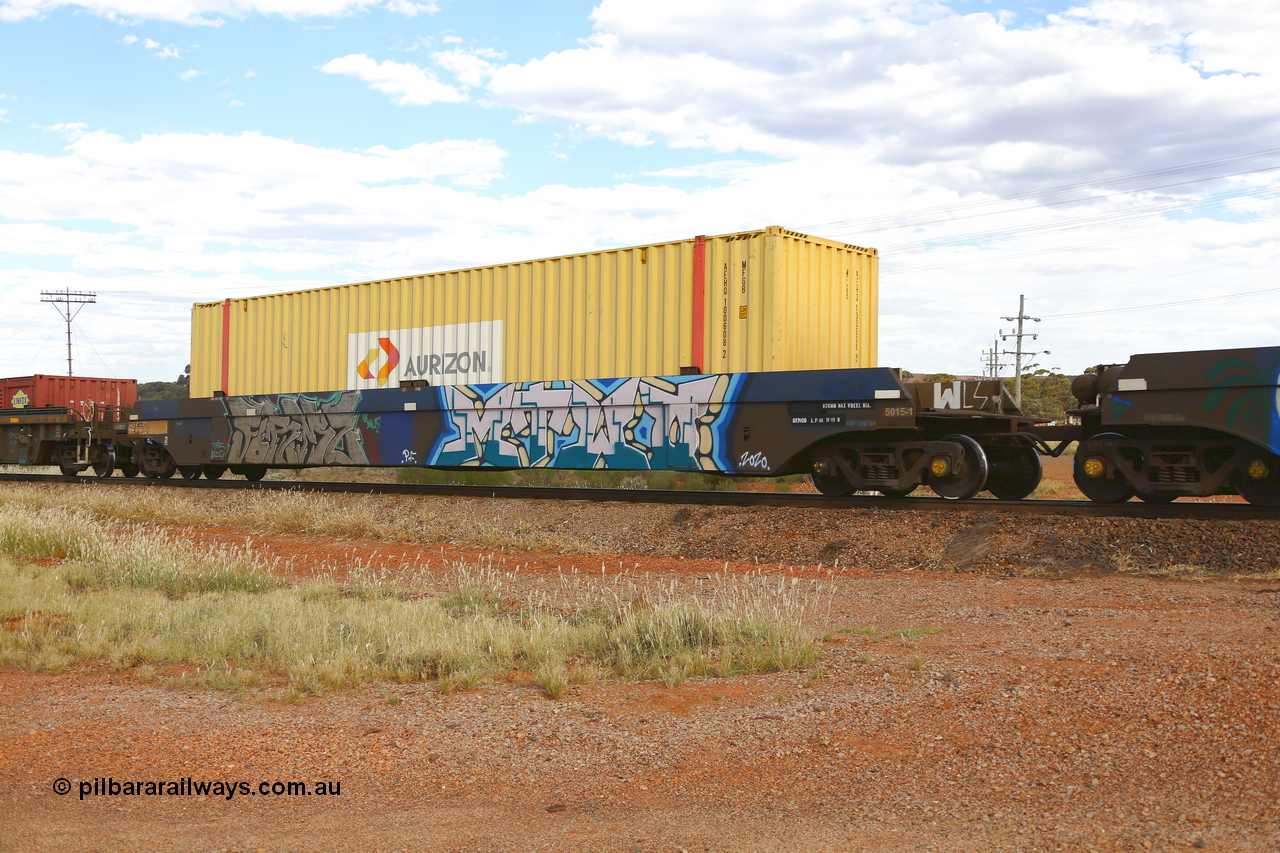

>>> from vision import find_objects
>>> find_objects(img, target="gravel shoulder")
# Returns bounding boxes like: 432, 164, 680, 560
2, 486, 1279, 852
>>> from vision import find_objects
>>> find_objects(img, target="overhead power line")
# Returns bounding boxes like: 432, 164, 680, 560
1048, 252, 1280, 299
803, 146, 1280, 234
70, 319, 118, 378
879, 184, 1280, 255
882, 210, 1280, 275
825, 164, 1280, 242
1040, 285, 1280, 320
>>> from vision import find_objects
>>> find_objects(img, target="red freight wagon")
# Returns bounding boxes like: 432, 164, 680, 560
0, 375, 138, 421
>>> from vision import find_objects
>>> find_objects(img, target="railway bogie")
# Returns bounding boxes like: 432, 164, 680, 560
1, 404, 129, 478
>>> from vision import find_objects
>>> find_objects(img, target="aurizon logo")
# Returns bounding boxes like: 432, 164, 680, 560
356, 337, 400, 387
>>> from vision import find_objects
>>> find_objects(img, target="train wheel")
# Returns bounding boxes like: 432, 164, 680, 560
240, 466, 267, 482
119, 462, 140, 478
140, 443, 177, 479
984, 444, 1042, 501
202, 465, 227, 480
811, 470, 854, 497
57, 446, 80, 477
1073, 433, 1135, 503
810, 452, 855, 497
878, 485, 918, 498
926, 435, 989, 500
1235, 454, 1280, 507
178, 466, 202, 480
90, 444, 116, 478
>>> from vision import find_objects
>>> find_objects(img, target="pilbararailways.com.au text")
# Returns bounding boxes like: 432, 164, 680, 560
55, 777, 342, 801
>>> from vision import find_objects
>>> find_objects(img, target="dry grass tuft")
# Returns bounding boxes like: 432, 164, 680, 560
1146, 563, 1210, 581
0, 502, 823, 698
1111, 552, 1233, 582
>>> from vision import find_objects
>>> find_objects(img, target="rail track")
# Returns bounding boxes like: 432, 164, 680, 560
2, 472, 1277, 520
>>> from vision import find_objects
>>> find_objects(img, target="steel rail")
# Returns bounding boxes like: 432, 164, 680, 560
1, 472, 1277, 520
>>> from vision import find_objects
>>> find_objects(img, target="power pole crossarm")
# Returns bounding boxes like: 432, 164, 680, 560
999, 294, 1047, 408
40, 289, 97, 376
982, 334, 1006, 379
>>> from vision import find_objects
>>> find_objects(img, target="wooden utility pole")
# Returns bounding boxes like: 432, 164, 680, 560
982, 335, 1005, 379
1000, 294, 1048, 407
40, 289, 97, 376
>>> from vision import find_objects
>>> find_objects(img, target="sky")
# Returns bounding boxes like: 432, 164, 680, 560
0, 0, 1277, 384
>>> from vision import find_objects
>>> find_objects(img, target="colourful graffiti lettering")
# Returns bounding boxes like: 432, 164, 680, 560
427, 375, 742, 471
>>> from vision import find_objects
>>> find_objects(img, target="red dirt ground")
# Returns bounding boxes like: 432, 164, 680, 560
1, 486, 1276, 852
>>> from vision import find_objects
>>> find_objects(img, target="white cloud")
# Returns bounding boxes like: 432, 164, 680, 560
453, 0, 1279, 371
2, 121, 1274, 380
243, 69, 255, 78
228, 99, 245, 106
0, 128, 510, 248
0, 0, 438, 24
3, 1, 1279, 379
432, 47, 502, 89
382, 0, 436, 16
179, 68, 202, 80
0, 222, 127, 256
48, 121, 88, 136
133, 37, 181, 57
477, 0, 1280, 183
321, 53, 465, 106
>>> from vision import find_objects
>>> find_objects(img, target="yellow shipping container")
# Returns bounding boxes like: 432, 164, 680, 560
190, 226, 877, 397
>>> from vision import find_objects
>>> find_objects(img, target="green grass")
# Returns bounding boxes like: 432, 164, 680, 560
0, 503, 822, 697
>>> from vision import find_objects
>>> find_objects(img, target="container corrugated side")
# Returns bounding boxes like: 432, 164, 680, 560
191, 226, 877, 397
0, 375, 138, 415
698, 228, 877, 374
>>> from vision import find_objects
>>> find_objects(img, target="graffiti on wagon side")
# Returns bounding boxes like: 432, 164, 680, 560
428, 374, 742, 471
223, 391, 372, 466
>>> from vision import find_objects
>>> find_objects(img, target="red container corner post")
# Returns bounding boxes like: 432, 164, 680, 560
0, 375, 139, 420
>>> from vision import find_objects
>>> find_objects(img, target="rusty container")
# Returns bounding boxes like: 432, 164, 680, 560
190, 226, 878, 397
